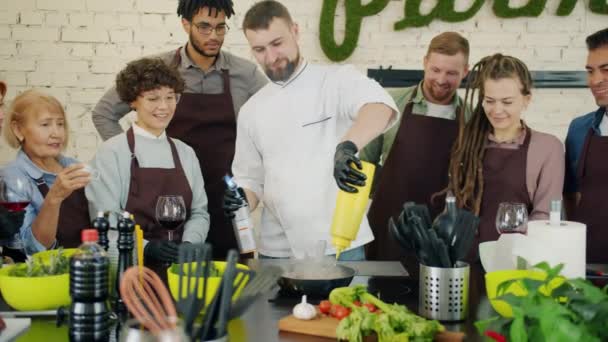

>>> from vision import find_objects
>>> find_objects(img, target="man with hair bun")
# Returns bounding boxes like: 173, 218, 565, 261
92, 0, 267, 259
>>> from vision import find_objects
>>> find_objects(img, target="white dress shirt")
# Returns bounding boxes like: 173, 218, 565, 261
233, 61, 398, 257
599, 112, 608, 136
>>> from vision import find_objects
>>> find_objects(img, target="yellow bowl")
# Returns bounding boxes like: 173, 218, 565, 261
167, 261, 251, 309
32, 248, 78, 263
485, 269, 564, 317
0, 265, 70, 311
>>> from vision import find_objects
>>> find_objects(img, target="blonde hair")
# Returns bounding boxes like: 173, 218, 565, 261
2, 89, 69, 149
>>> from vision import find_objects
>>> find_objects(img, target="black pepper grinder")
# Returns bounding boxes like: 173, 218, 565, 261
114, 211, 135, 315
92, 211, 110, 251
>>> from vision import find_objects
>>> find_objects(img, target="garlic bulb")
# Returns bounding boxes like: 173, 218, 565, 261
293, 295, 317, 320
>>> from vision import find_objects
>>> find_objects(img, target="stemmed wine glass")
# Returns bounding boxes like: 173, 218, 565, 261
155, 195, 186, 242
0, 173, 33, 250
0, 172, 33, 212
495, 202, 528, 235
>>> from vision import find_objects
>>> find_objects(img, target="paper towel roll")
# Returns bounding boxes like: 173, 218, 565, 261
512, 220, 586, 278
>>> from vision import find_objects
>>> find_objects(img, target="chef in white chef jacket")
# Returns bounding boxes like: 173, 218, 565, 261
224, 0, 398, 260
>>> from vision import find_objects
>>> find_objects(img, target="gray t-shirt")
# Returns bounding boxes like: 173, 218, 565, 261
92, 47, 268, 140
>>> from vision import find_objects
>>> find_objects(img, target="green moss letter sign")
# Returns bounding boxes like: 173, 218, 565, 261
319, 0, 608, 61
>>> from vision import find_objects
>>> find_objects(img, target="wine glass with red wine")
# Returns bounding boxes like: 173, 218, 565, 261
0, 173, 33, 212
495, 202, 528, 235
155, 195, 186, 241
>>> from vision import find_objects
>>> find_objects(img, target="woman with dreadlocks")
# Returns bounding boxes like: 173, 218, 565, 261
444, 53, 564, 250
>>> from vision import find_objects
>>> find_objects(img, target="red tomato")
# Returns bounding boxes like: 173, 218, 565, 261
329, 304, 343, 317
363, 303, 377, 312
353, 300, 362, 307
318, 300, 331, 314
334, 306, 351, 320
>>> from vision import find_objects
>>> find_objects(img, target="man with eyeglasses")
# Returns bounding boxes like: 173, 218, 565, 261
91, 0, 267, 259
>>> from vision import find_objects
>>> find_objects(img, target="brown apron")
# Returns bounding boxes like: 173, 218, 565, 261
474, 127, 533, 259
36, 181, 91, 248
367, 87, 460, 269
124, 127, 193, 278
573, 128, 608, 263
166, 47, 239, 259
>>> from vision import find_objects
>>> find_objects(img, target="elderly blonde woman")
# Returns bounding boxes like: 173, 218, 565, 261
1, 90, 91, 259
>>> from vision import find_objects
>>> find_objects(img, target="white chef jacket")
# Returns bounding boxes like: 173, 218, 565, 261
233, 60, 399, 257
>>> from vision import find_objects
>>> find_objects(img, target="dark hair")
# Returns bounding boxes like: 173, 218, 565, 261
427, 32, 470, 63
116, 58, 185, 104
242, 0, 293, 32
177, 0, 235, 21
441, 53, 532, 214
586, 28, 608, 50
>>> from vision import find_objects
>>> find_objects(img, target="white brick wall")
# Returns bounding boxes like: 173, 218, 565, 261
0, 0, 605, 164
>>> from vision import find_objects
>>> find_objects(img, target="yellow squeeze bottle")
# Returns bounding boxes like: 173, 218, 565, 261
331, 161, 375, 259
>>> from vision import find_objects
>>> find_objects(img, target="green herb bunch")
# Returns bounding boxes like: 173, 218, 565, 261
8, 248, 70, 277
476, 262, 608, 342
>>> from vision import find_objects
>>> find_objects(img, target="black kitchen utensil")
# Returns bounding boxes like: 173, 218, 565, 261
229, 265, 283, 319
450, 209, 479, 263
389, 216, 413, 251
197, 249, 237, 341
213, 249, 239, 339
411, 204, 433, 230
408, 214, 439, 266
176, 242, 211, 336
433, 194, 458, 246
398, 210, 418, 252
427, 229, 452, 267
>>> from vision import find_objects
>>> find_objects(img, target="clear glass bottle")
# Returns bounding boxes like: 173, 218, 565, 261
224, 175, 256, 253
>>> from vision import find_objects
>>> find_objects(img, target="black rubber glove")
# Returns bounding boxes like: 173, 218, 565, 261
223, 187, 247, 218
0, 207, 25, 240
144, 240, 179, 263
334, 140, 366, 193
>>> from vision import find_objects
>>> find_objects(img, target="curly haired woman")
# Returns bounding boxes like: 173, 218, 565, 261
86, 57, 210, 277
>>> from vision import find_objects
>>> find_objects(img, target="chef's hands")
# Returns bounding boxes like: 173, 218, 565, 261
0, 207, 25, 240
144, 240, 179, 263
223, 187, 248, 218
334, 140, 366, 193
47, 164, 91, 205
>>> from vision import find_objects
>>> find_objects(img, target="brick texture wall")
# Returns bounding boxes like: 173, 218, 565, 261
0, 0, 606, 164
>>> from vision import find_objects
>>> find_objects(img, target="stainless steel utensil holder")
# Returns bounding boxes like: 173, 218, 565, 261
419, 261, 469, 321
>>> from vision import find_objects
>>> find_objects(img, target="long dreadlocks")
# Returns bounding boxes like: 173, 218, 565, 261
443, 53, 533, 214
177, 0, 235, 21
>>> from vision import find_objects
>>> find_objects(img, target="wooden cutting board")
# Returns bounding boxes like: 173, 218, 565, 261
278, 314, 465, 341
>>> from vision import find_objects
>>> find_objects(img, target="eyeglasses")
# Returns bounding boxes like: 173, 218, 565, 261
193, 22, 230, 36
140, 94, 181, 108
